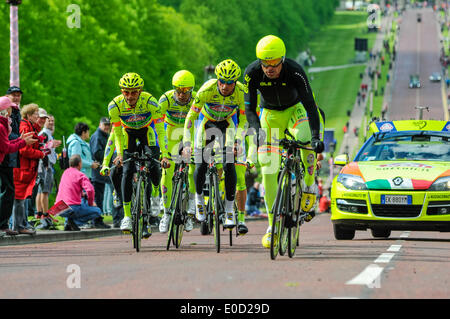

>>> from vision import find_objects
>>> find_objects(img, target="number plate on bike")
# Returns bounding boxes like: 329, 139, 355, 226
381, 195, 411, 205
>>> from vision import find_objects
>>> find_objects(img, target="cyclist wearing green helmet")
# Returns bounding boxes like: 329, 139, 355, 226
243, 35, 325, 249
182, 59, 247, 230
158, 70, 197, 233
108, 72, 170, 232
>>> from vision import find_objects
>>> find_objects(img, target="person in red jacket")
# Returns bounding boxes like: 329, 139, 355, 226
0, 97, 36, 237
12, 103, 48, 235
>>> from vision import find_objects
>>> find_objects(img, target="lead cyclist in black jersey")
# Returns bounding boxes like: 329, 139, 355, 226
243, 35, 325, 249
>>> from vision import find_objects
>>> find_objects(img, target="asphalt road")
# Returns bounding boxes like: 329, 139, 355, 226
1, 214, 448, 300
389, 7, 445, 120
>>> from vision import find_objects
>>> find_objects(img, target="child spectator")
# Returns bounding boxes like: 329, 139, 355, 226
36, 111, 62, 229
12, 103, 48, 235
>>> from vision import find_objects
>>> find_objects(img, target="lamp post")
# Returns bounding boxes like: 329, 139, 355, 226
6, 0, 22, 87
204, 64, 215, 82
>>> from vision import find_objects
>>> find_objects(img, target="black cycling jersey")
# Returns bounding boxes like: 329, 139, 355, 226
243, 58, 321, 137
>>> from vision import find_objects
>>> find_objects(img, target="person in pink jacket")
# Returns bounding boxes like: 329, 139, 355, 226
56, 154, 110, 231
0, 96, 36, 237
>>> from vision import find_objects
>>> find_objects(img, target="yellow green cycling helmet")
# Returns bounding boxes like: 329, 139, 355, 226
119, 72, 144, 89
215, 59, 241, 82
172, 70, 195, 88
256, 35, 286, 60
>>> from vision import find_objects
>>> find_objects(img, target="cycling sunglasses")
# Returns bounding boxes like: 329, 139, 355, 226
260, 57, 284, 68
174, 86, 193, 94
218, 78, 236, 85
121, 89, 141, 95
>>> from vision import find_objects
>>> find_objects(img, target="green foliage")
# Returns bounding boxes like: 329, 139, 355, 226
1, 0, 338, 143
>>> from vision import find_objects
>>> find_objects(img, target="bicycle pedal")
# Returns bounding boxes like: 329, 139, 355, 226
122, 230, 131, 234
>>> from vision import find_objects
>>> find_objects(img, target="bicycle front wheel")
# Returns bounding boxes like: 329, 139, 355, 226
288, 220, 300, 258
278, 179, 290, 256
132, 177, 144, 252
211, 174, 221, 253
270, 166, 289, 260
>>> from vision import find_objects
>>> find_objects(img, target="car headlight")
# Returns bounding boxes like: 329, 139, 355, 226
337, 174, 367, 190
428, 176, 450, 191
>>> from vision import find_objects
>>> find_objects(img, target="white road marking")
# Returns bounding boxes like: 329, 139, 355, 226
346, 264, 384, 286
387, 244, 402, 252
374, 252, 396, 263
400, 231, 411, 238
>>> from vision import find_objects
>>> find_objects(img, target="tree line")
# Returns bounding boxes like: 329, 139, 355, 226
0, 0, 338, 139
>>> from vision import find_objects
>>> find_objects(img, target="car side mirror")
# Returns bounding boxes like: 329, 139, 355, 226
334, 154, 349, 166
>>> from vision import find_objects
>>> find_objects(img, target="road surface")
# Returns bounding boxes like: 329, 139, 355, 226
1, 214, 448, 301
389, 8, 446, 120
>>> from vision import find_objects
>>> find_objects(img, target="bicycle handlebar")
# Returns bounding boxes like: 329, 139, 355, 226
275, 137, 313, 151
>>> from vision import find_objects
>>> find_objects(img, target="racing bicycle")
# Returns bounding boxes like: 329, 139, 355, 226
270, 132, 314, 260
204, 150, 238, 253
166, 156, 192, 250
124, 149, 160, 253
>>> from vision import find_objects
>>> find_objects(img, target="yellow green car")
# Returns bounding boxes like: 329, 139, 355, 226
331, 120, 450, 240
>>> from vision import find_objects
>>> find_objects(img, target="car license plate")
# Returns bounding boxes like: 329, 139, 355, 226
381, 195, 411, 205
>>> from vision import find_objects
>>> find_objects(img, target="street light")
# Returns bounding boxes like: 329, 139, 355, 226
6, 0, 22, 87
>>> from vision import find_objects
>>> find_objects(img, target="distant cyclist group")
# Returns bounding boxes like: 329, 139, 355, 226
100, 35, 325, 250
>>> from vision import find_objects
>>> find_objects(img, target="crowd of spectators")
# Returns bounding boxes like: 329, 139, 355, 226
0, 86, 112, 237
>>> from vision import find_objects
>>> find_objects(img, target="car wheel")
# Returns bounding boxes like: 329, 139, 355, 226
333, 224, 355, 240
371, 229, 391, 238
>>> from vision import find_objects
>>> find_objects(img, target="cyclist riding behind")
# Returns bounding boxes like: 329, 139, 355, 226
158, 70, 197, 233
182, 59, 247, 229
231, 111, 249, 235
243, 35, 325, 249
108, 72, 170, 232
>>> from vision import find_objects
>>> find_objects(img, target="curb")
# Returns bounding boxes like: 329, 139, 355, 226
0, 228, 123, 246
0, 216, 268, 247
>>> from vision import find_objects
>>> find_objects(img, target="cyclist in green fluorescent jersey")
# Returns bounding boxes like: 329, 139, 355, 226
182, 59, 247, 229
108, 72, 170, 232
158, 70, 197, 233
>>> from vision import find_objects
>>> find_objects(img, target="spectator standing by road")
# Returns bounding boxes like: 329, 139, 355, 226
89, 117, 111, 213
12, 103, 47, 235
56, 154, 110, 230
36, 112, 62, 229
0, 87, 23, 235
0, 97, 36, 236
67, 122, 99, 179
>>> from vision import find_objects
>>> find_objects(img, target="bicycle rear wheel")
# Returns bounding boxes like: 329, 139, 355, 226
288, 177, 302, 258
174, 182, 186, 248
278, 176, 290, 256
166, 171, 182, 250
166, 215, 174, 250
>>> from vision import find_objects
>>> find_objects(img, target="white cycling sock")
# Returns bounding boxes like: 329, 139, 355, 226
195, 193, 205, 207
225, 199, 234, 214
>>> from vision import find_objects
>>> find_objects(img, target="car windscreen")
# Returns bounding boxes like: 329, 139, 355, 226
356, 133, 450, 162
